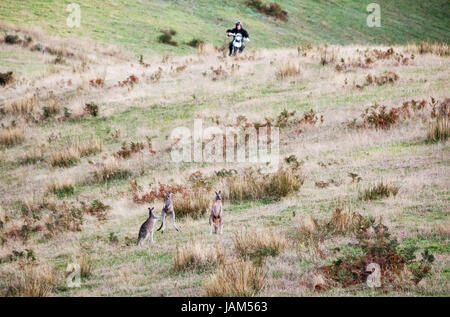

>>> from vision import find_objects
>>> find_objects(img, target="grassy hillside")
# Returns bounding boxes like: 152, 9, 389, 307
0, 1, 449, 298
0, 0, 449, 55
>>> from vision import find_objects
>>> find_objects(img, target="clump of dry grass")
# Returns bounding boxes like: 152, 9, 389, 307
42, 98, 61, 119
92, 157, 131, 182
296, 215, 324, 245
70, 136, 103, 157
197, 42, 217, 55
79, 254, 93, 279
21, 146, 45, 165
0, 71, 14, 86
204, 259, 266, 296
47, 177, 75, 198
427, 115, 449, 143
327, 207, 366, 234
0, 127, 25, 148
275, 62, 300, 79
2, 94, 37, 115
173, 189, 210, 218
50, 148, 80, 167
3, 264, 57, 297
173, 242, 225, 272
406, 41, 449, 56
233, 229, 287, 262
359, 181, 399, 201
319, 45, 337, 65
20, 195, 57, 219
225, 167, 303, 202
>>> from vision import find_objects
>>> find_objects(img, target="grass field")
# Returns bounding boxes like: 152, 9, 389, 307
0, 0, 449, 55
0, 1, 449, 297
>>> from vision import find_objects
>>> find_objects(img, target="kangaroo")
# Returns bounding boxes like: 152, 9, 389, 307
137, 207, 159, 245
209, 191, 223, 234
156, 192, 180, 233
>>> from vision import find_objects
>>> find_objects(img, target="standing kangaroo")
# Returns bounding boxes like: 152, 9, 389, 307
209, 191, 223, 234
156, 192, 180, 233
137, 207, 159, 245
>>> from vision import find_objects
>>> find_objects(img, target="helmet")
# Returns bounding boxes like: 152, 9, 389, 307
236, 21, 242, 27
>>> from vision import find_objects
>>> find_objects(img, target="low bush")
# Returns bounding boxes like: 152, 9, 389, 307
158, 29, 178, 46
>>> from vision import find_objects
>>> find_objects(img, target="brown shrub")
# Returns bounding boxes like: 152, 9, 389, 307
0, 71, 14, 86
365, 71, 399, 86
245, 0, 288, 21
118, 75, 139, 88
83, 200, 111, 221
157, 29, 178, 46
115, 141, 144, 159
89, 78, 104, 88
130, 181, 187, 203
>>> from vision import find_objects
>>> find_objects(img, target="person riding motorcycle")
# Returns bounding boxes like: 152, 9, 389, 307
226, 21, 250, 56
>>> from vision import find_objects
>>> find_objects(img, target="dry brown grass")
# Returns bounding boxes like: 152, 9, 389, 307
358, 181, 399, 200
92, 157, 131, 182
427, 115, 449, 143
296, 215, 323, 244
70, 136, 103, 157
406, 41, 450, 56
197, 42, 218, 55
2, 264, 57, 297
225, 167, 303, 202
233, 229, 288, 262
173, 242, 225, 272
204, 259, 266, 296
21, 146, 45, 164
47, 177, 75, 197
328, 207, 365, 234
79, 254, 93, 279
3, 94, 37, 115
49, 148, 80, 167
0, 127, 25, 148
172, 190, 211, 218
275, 62, 301, 79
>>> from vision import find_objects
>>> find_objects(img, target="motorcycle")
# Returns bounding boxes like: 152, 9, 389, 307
228, 32, 249, 56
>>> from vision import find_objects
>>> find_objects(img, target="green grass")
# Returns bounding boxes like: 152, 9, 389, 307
0, 0, 449, 56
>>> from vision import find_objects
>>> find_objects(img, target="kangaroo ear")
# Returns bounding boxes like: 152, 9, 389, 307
219, 190, 221, 194
215, 191, 218, 195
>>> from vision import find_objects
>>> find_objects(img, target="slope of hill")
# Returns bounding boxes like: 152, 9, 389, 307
0, 1, 449, 298
0, 0, 449, 55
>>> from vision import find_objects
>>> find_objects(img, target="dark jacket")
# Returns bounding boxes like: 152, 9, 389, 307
226, 27, 249, 38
